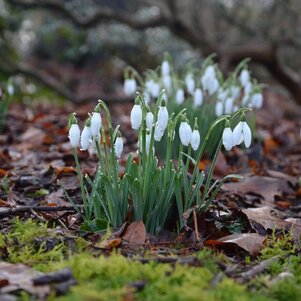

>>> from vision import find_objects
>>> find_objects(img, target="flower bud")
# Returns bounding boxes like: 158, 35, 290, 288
124, 78, 137, 96
224, 97, 234, 114
91, 112, 102, 137
161, 60, 170, 77
215, 101, 223, 116
157, 105, 169, 131
162, 75, 172, 92
185, 73, 195, 95
146, 111, 154, 130
251, 93, 263, 109
239, 69, 250, 87
193, 88, 203, 107
80, 125, 92, 150
150, 82, 160, 98
244, 81, 252, 95
144, 91, 151, 105
190, 129, 200, 151
179, 121, 192, 146
114, 136, 123, 158
175, 88, 185, 105
222, 125, 233, 151
130, 104, 142, 130
145, 132, 151, 154
69, 124, 80, 148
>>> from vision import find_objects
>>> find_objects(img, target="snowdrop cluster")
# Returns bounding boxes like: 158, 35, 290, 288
66, 97, 250, 235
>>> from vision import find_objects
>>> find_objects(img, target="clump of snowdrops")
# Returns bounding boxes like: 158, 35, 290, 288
124, 54, 263, 158
66, 97, 251, 234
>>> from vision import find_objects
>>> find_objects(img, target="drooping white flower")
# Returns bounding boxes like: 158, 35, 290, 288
114, 136, 123, 158
7, 84, 14, 96
215, 101, 223, 116
185, 73, 195, 95
242, 94, 250, 106
69, 124, 80, 148
150, 82, 161, 98
231, 86, 241, 99
222, 126, 233, 151
190, 129, 200, 151
124, 78, 137, 96
175, 88, 185, 105
208, 78, 219, 95
179, 121, 192, 146
145, 133, 151, 154
161, 60, 170, 77
204, 65, 216, 79
143, 91, 151, 105
239, 69, 250, 87
157, 105, 169, 131
146, 111, 154, 130
91, 112, 102, 137
224, 97, 234, 114
218, 89, 228, 102
154, 125, 164, 141
130, 104, 142, 130
244, 81, 252, 95
251, 93, 263, 109
145, 79, 155, 92
162, 75, 172, 92
80, 126, 92, 150
193, 88, 203, 107
233, 121, 252, 148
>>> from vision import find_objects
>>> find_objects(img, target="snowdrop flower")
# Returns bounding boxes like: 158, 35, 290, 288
224, 97, 234, 114
7, 83, 14, 96
179, 121, 192, 146
190, 129, 200, 151
114, 135, 123, 158
251, 92, 263, 109
161, 60, 170, 77
145, 132, 152, 154
242, 94, 250, 106
145, 79, 154, 92
185, 73, 195, 95
193, 88, 203, 107
143, 91, 151, 105
244, 81, 252, 95
201, 66, 219, 95
68, 114, 80, 148
154, 125, 164, 141
162, 75, 172, 92
233, 120, 252, 148
231, 86, 241, 99
175, 88, 185, 105
150, 82, 161, 98
239, 69, 250, 87
146, 111, 154, 130
222, 125, 233, 151
157, 103, 169, 131
215, 101, 223, 116
124, 78, 137, 96
80, 123, 92, 151
91, 107, 102, 137
218, 89, 228, 102
208, 78, 219, 95
130, 103, 143, 130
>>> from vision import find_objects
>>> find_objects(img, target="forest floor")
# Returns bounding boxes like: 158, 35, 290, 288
0, 90, 301, 301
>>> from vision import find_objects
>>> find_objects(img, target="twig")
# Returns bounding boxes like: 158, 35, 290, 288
193, 207, 200, 243
0, 205, 81, 218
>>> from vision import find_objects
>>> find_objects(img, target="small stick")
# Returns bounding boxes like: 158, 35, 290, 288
193, 207, 200, 243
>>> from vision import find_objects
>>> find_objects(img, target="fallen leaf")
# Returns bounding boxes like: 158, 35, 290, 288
222, 175, 293, 205
99, 238, 122, 249
122, 221, 146, 245
205, 233, 266, 256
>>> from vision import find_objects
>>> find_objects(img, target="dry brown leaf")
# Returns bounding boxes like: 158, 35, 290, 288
206, 233, 266, 256
222, 175, 293, 205
122, 221, 146, 245
99, 238, 122, 249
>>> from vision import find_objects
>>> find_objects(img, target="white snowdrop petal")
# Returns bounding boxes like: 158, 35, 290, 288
114, 137, 123, 158
208, 78, 219, 95
193, 88, 203, 107
91, 112, 102, 137
80, 126, 92, 150
124, 79, 137, 96
151, 82, 161, 98
161, 60, 170, 76
215, 101, 223, 116
222, 127, 233, 151
244, 81, 252, 95
179, 122, 192, 146
146, 112, 154, 131
162, 75, 172, 92
185, 74, 195, 94
145, 133, 151, 154
154, 125, 164, 141
157, 106, 169, 131
130, 104, 142, 130
69, 124, 80, 148
251, 93, 263, 109
176, 89, 185, 105
233, 122, 244, 146
224, 97, 234, 114
242, 122, 252, 148
144, 91, 151, 105
190, 130, 200, 151
240, 69, 250, 86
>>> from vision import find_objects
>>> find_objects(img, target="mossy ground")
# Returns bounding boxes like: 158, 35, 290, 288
1, 219, 301, 301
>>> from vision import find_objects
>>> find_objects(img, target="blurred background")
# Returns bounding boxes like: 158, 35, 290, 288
0, 0, 301, 105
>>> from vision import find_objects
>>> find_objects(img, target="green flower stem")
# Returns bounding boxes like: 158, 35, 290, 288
73, 148, 88, 218
185, 145, 192, 171
94, 138, 105, 173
